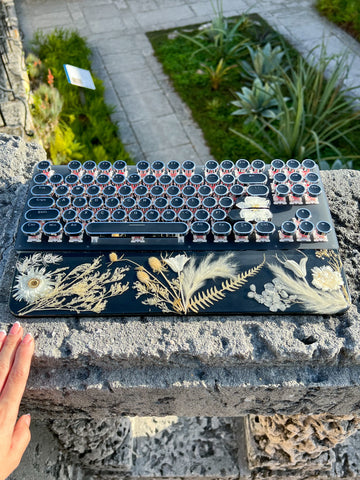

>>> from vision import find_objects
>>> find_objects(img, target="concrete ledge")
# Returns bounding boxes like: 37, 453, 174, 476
1, 136, 360, 418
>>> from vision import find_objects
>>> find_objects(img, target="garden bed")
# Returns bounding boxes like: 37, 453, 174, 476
26, 29, 131, 165
316, 0, 360, 43
147, 11, 360, 169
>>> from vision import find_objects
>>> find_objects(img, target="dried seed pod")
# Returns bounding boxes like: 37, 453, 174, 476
137, 270, 150, 284
148, 256, 163, 273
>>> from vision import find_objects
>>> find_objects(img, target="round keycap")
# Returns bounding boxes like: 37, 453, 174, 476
71, 185, 85, 197
302, 159, 316, 171
37, 160, 51, 172
105, 197, 120, 209
281, 220, 297, 235
96, 209, 111, 221
316, 221, 332, 236
83, 160, 96, 172
206, 173, 219, 187
119, 185, 132, 197
62, 209, 76, 222
222, 174, 235, 186
211, 208, 227, 222
129, 209, 144, 222
56, 197, 71, 209
205, 160, 219, 172
191, 221, 210, 235
112, 209, 126, 221
43, 221, 62, 236
143, 174, 156, 187
273, 172, 287, 184
182, 160, 195, 173
299, 220, 314, 235
113, 160, 127, 172
136, 160, 150, 174
122, 197, 136, 209
286, 159, 300, 170
159, 174, 172, 188
235, 159, 250, 172
79, 209, 94, 222
251, 159, 265, 172
195, 209, 210, 222
55, 185, 69, 197
307, 184, 322, 197
170, 197, 184, 209
145, 209, 160, 222
112, 174, 126, 186
65, 174, 78, 186
68, 160, 82, 173
174, 174, 187, 187
233, 221, 253, 236
154, 197, 168, 210
214, 185, 228, 197
230, 184, 244, 197
198, 185, 211, 197
135, 185, 148, 197
295, 208, 311, 221
96, 174, 110, 186
255, 221, 276, 235
183, 185, 196, 198
190, 174, 204, 187
21, 221, 41, 236
162, 209, 177, 222
152, 161, 165, 174
49, 173, 63, 186
178, 209, 193, 223
291, 184, 306, 197
305, 172, 320, 184
87, 185, 101, 197
89, 197, 103, 209
103, 185, 116, 197
186, 197, 201, 210
80, 174, 94, 186
220, 159, 234, 172
98, 160, 112, 172
150, 185, 164, 197
274, 183, 290, 197
167, 185, 180, 198
127, 173, 141, 187
271, 159, 285, 171
212, 221, 231, 236
64, 221, 83, 236
289, 172, 303, 183
167, 160, 180, 174
203, 196, 217, 210
219, 197, 234, 210
73, 197, 87, 209
138, 197, 152, 210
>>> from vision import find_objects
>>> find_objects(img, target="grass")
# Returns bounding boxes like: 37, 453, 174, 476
28, 29, 131, 165
147, 14, 360, 168
316, 0, 360, 42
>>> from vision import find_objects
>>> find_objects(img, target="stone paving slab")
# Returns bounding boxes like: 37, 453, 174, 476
15, 0, 360, 164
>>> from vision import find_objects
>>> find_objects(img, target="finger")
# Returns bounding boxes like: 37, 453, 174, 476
0, 333, 34, 426
0, 330, 6, 351
0, 322, 23, 392
9, 414, 31, 470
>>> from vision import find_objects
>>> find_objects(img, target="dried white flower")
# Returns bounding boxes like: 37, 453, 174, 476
280, 256, 308, 278
311, 266, 344, 291
242, 196, 270, 209
13, 267, 54, 303
163, 254, 190, 273
241, 208, 271, 223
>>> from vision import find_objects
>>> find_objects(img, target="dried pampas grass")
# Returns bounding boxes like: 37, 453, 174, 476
268, 263, 348, 314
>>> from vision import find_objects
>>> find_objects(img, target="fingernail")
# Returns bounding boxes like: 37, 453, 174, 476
24, 414, 31, 427
9, 322, 21, 335
22, 333, 33, 345
0, 330, 6, 338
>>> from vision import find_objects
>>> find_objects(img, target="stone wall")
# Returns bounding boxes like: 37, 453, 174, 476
1, 134, 360, 479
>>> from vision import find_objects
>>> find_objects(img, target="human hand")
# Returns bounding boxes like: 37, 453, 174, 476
0, 322, 34, 480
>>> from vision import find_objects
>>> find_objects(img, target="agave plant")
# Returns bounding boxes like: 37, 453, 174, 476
199, 58, 237, 90
231, 46, 360, 163
240, 42, 286, 83
231, 77, 282, 124
180, 1, 251, 62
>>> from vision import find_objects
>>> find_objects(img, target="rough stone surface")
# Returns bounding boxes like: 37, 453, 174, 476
246, 414, 360, 470
1, 137, 360, 421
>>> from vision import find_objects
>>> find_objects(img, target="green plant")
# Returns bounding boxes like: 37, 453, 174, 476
231, 47, 360, 162
179, 1, 251, 63
199, 58, 237, 90
319, 158, 353, 169
31, 84, 63, 148
49, 123, 84, 165
316, 0, 360, 41
29, 29, 131, 164
240, 42, 286, 83
25, 53, 44, 82
232, 78, 282, 124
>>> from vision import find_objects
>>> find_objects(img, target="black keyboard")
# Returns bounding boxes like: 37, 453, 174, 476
9, 159, 351, 317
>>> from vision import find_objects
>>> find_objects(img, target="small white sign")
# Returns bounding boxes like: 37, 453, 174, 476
63, 64, 96, 90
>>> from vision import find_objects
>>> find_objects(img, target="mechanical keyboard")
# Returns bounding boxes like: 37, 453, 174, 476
9, 158, 351, 317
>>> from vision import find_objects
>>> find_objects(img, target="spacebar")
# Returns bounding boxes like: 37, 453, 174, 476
85, 222, 188, 235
